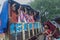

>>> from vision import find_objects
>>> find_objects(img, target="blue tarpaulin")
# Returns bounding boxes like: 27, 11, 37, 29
0, 1, 8, 33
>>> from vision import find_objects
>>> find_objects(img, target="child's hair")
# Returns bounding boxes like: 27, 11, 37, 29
20, 6, 25, 12
44, 24, 50, 29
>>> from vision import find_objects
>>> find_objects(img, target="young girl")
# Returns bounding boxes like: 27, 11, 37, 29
10, 3, 18, 23
28, 11, 35, 23
43, 24, 52, 40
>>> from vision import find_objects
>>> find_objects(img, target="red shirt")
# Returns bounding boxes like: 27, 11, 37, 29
10, 7, 18, 23
45, 29, 51, 35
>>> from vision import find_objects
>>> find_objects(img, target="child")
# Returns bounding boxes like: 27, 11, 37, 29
28, 11, 35, 23
43, 24, 52, 40
10, 3, 18, 23
18, 6, 27, 23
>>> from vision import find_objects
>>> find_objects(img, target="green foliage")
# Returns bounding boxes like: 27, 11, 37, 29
30, 0, 60, 22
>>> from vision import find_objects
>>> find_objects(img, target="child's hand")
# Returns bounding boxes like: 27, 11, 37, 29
47, 34, 52, 37
42, 32, 46, 34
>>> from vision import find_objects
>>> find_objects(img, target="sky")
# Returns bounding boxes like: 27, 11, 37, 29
14, 0, 34, 4
0, 0, 6, 13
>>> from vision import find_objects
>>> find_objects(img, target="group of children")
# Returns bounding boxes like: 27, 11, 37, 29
9, 1, 39, 24
9, 1, 60, 40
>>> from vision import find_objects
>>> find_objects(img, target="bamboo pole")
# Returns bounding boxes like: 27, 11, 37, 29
32, 23, 34, 36
28, 24, 30, 38
22, 23, 25, 40
14, 23, 17, 40
36, 23, 38, 35
38, 22, 40, 33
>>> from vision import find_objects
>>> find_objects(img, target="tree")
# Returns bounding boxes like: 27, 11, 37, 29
30, 0, 60, 22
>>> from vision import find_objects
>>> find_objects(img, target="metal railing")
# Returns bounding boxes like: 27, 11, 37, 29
9, 22, 42, 40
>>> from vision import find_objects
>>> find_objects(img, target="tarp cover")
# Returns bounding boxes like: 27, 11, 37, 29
0, 1, 8, 33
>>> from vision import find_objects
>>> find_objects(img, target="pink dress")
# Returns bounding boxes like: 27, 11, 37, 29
18, 11, 27, 23
24, 14, 29, 23
28, 15, 35, 23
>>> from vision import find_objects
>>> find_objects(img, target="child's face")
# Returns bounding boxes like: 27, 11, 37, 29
19, 6, 22, 10
34, 12, 36, 16
44, 25, 49, 29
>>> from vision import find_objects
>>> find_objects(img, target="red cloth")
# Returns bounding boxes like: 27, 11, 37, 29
10, 7, 18, 23
44, 21, 60, 38
46, 30, 51, 35
11, 11, 18, 23
44, 21, 56, 31
53, 30, 60, 38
